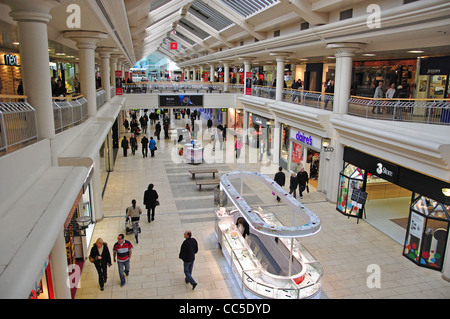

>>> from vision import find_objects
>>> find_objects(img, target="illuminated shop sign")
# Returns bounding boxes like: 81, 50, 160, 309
289, 129, 322, 151
4, 54, 19, 66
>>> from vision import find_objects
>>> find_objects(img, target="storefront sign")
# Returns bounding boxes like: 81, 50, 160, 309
4, 54, 19, 66
290, 130, 322, 151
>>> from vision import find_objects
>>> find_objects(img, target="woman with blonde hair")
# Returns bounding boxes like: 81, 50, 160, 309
89, 238, 112, 291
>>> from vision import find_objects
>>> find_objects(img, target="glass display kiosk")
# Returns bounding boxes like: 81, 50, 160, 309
215, 171, 323, 299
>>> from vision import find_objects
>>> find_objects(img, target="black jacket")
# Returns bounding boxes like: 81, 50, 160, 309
297, 171, 309, 186
143, 189, 158, 208
179, 237, 198, 263
274, 171, 285, 187
89, 243, 112, 267
289, 176, 298, 190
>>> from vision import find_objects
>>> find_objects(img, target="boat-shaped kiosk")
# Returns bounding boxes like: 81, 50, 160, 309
215, 171, 323, 299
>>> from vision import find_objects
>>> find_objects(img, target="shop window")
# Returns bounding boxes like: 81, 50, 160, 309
403, 194, 449, 271
337, 163, 365, 218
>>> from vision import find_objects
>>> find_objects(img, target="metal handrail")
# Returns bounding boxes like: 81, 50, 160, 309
0, 96, 38, 154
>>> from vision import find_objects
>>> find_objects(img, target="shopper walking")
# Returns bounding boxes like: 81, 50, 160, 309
141, 135, 148, 158
235, 136, 243, 159
297, 167, 309, 199
113, 234, 133, 287
179, 230, 198, 290
372, 81, 384, 114
289, 172, 298, 198
126, 199, 142, 243
274, 166, 285, 202
89, 238, 112, 291
130, 134, 137, 155
155, 121, 161, 140
143, 183, 158, 222
149, 136, 156, 157
121, 136, 129, 157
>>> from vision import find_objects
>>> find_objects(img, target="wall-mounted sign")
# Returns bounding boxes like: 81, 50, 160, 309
289, 129, 322, 152
4, 54, 19, 66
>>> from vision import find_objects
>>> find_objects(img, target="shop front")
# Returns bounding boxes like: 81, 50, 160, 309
338, 147, 450, 272
280, 124, 323, 189
0, 51, 22, 95
247, 112, 275, 161
29, 254, 54, 299
351, 59, 416, 97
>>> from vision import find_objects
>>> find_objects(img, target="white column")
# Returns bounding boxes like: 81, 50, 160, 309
270, 52, 291, 101
327, 43, 362, 114
275, 58, 285, 101
222, 60, 232, 92
64, 31, 107, 117
97, 47, 117, 102
50, 229, 71, 299
110, 55, 119, 86
5, 0, 60, 141
209, 63, 215, 82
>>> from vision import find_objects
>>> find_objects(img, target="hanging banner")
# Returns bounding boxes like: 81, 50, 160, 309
245, 71, 252, 95
204, 72, 209, 82
115, 70, 123, 95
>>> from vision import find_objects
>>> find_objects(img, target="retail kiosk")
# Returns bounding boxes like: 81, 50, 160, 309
215, 171, 323, 299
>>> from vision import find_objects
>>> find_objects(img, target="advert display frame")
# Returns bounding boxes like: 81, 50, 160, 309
158, 94, 204, 107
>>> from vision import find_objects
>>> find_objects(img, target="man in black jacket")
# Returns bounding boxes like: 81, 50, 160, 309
297, 167, 309, 199
179, 230, 198, 290
274, 166, 285, 202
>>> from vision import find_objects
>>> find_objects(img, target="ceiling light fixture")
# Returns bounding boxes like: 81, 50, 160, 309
407, 50, 424, 53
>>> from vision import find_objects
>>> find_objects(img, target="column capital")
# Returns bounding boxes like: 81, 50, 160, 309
239, 57, 257, 64
326, 42, 364, 57
97, 47, 118, 58
64, 30, 108, 50
2, 0, 60, 23
270, 52, 292, 61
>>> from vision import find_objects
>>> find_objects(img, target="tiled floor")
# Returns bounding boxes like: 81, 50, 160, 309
76, 116, 450, 299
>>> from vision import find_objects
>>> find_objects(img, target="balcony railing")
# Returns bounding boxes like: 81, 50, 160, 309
0, 94, 38, 155
53, 95, 88, 133
348, 97, 450, 125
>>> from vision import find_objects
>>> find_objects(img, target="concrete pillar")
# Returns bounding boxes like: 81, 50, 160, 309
97, 47, 117, 102
240, 57, 256, 95
326, 43, 362, 114
64, 31, 108, 117
4, 0, 60, 141
270, 52, 291, 101
209, 63, 215, 82
221, 60, 232, 92
110, 55, 119, 87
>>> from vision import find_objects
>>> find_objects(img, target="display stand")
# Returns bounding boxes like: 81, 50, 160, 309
184, 140, 204, 164
215, 171, 323, 299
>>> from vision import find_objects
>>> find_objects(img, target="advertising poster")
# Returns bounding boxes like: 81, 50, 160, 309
245, 71, 252, 95
204, 72, 209, 82
115, 70, 123, 95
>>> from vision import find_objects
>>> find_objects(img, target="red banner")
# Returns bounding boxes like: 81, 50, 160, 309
245, 71, 252, 95
115, 70, 123, 95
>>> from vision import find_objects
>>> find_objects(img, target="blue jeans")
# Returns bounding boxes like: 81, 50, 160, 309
117, 260, 130, 285
183, 261, 196, 286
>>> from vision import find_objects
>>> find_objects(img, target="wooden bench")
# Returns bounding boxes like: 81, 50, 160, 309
195, 179, 220, 190
188, 168, 218, 179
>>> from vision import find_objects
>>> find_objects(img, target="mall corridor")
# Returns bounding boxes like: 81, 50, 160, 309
75, 117, 450, 299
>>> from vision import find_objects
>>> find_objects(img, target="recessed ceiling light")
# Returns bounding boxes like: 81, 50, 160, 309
55, 52, 66, 55
326, 56, 336, 59
407, 50, 424, 53
299, 58, 309, 61
363, 53, 376, 56
13, 42, 19, 45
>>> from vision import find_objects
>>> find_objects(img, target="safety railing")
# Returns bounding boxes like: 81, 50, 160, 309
0, 94, 38, 155
53, 95, 88, 133
96, 88, 106, 110
348, 97, 450, 125
251, 86, 335, 110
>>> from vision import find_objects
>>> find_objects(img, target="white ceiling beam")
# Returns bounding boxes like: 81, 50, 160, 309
200, 0, 267, 40
280, 0, 328, 25
183, 12, 233, 48
175, 24, 215, 53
